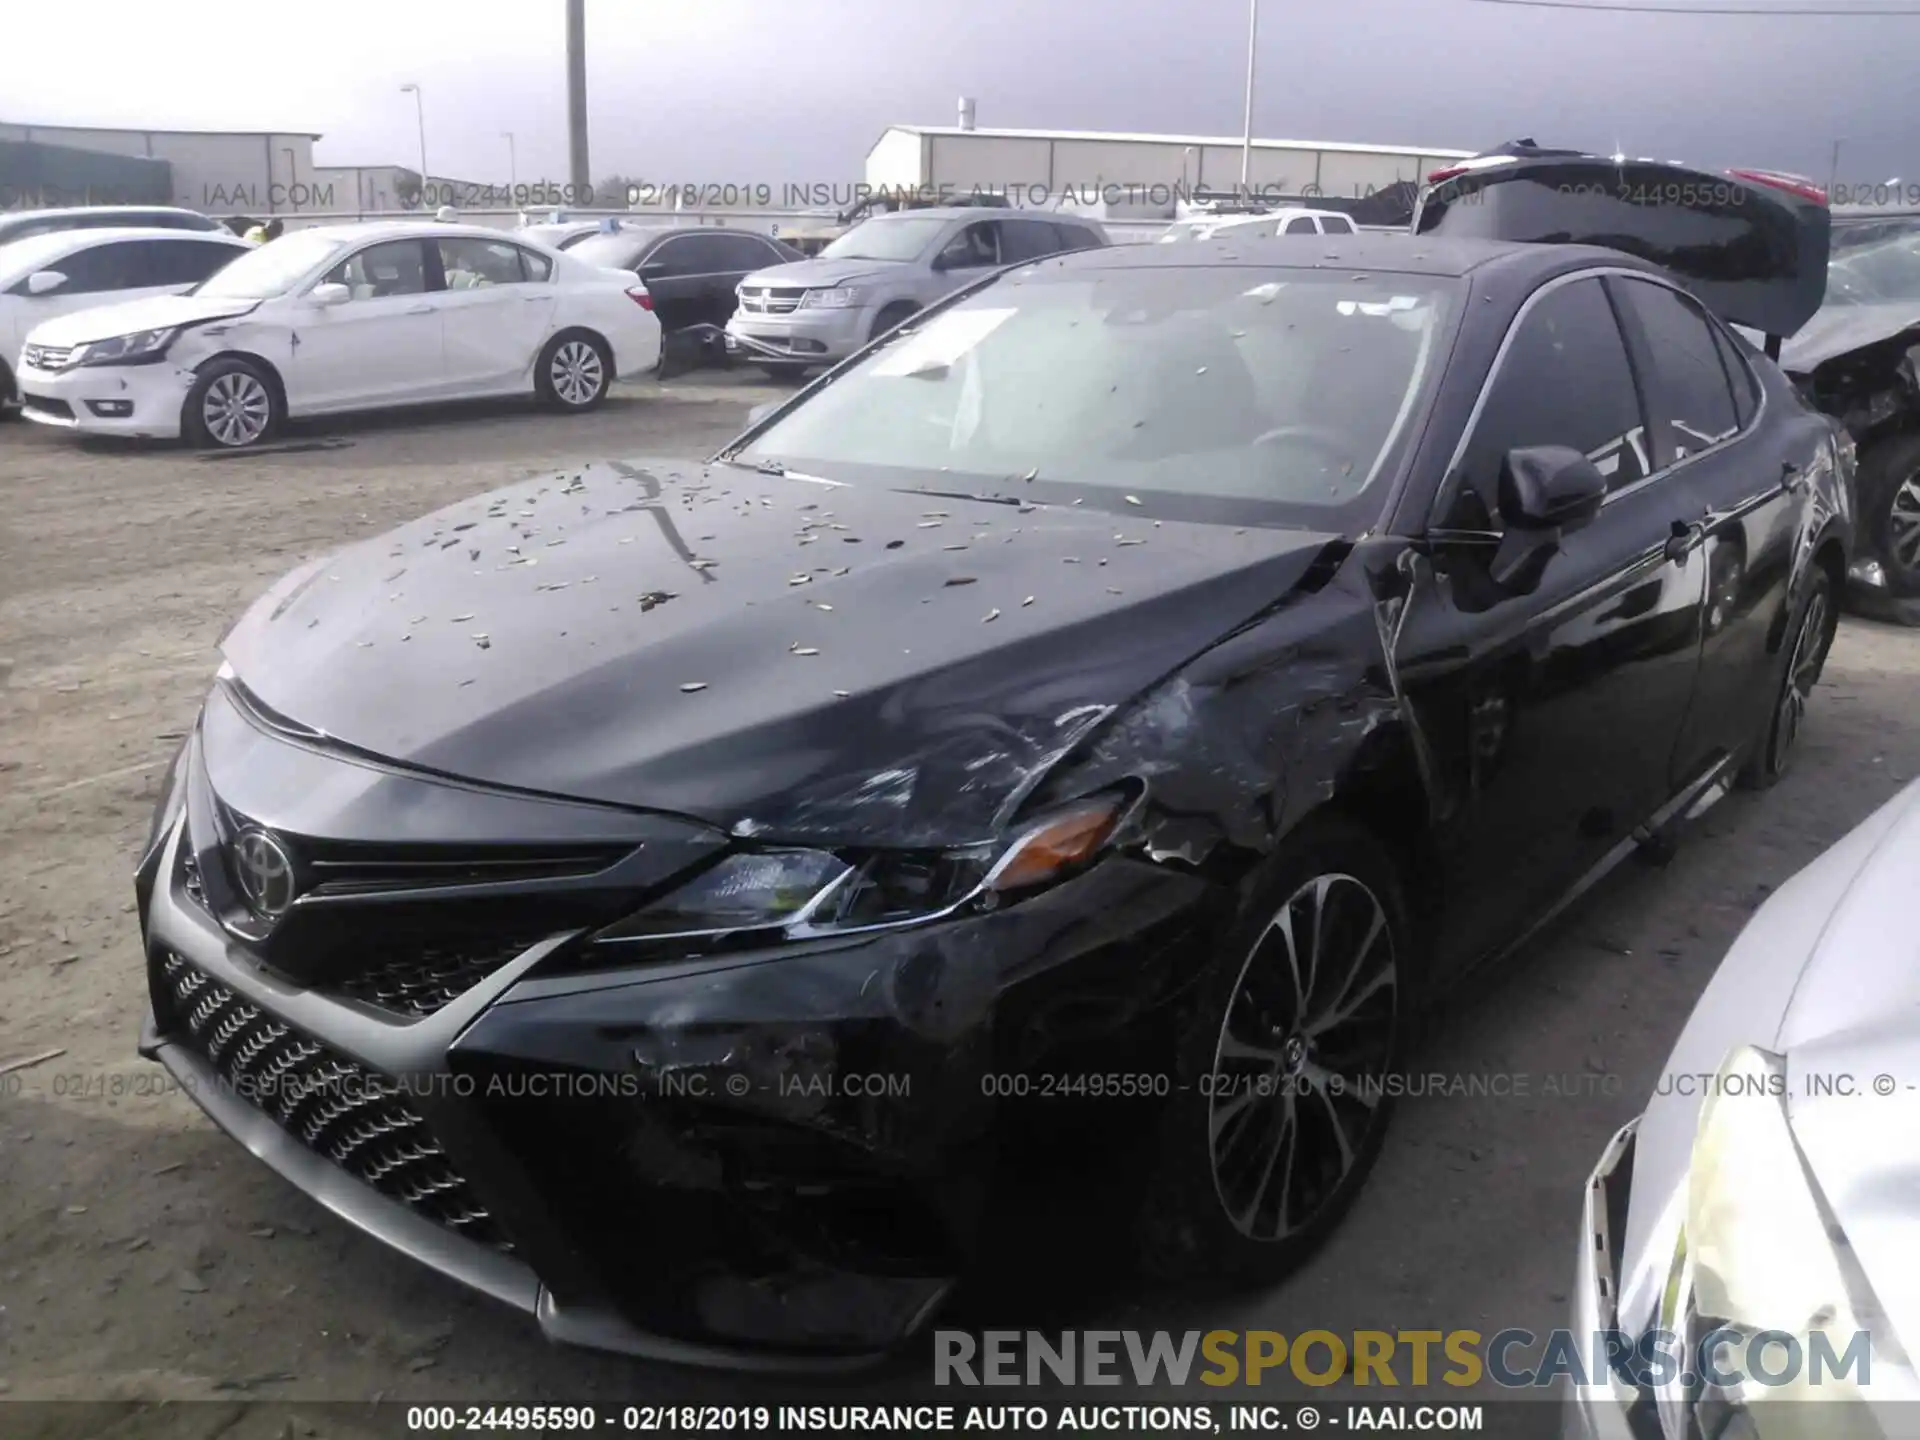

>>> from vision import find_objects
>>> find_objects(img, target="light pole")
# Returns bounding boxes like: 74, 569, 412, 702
502, 131, 518, 189
1240, 0, 1259, 193
400, 83, 429, 203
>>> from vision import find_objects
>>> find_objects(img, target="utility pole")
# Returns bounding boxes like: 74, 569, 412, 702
1828, 139, 1843, 196
567, 0, 590, 196
1240, 0, 1259, 193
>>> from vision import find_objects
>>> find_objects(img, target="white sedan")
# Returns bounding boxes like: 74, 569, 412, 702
14, 221, 663, 448
1, 225, 254, 415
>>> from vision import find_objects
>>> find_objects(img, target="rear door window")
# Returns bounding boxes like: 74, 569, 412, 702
999, 219, 1065, 263
1323, 215, 1357, 234
1609, 277, 1741, 462
1284, 216, 1317, 235
1710, 322, 1759, 427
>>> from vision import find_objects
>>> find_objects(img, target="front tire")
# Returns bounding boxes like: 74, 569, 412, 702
183, 358, 281, 449
537, 332, 612, 412
0, 359, 20, 420
870, 302, 917, 344
1738, 567, 1835, 789
1132, 816, 1410, 1289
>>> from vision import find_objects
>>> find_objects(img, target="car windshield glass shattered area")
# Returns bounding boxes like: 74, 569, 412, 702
736, 265, 1461, 528
191, 231, 347, 298
819, 216, 948, 262
1826, 219, 1920, 305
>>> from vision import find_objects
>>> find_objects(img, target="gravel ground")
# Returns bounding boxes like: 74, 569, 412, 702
2, 380, 1917, 1437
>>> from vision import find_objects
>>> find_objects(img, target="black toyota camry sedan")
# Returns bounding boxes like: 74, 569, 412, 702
136, 209, 1852, 1366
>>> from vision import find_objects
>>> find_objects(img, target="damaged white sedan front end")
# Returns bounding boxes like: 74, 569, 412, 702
1566, 779, 1920, 1439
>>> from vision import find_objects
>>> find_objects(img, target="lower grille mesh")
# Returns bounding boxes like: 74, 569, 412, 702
333, 933, 548, 1019
158, 952, 512, 1252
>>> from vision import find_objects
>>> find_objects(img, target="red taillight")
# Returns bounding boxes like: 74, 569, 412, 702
1427, 165, 1467, 184
626, 286, 653, 310
1727, 168, 1829, 206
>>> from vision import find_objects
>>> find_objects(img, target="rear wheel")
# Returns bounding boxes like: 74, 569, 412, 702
1738, 567, 1835, 789
183, 358, 281, 449
1858, 432, 1920, 604
537, 332, 612, 412
1132, 816, 1410, 1288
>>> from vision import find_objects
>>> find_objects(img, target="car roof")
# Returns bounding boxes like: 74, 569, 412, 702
0, 225, 248, 281
286, 220, 546, 245
858, 207, 1087, 222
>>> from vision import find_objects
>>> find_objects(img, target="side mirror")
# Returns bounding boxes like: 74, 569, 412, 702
310, 282, 350, 307
1488, 446, 1608, 594
1497, 445, 1608, 532
26, 270, 66, 295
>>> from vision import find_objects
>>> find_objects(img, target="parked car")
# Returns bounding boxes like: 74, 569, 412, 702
723, 206, 1109, 379
1775, 208, 1920, 624
136, 212, 1849, 1363
518, 218, 652, 251
0, 226, 253, 418
0, 205, 226, 249
1564, 777, 1920, 1439
14, 221, 661, 448
1159, 208, 1359, 243
565, 225, 803, 366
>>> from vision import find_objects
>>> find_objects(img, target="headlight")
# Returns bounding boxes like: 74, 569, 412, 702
1659, 1045, 1914, 1431
593, 796, 1126, 946
73, 327, 179, 367
799, 286, 865, 309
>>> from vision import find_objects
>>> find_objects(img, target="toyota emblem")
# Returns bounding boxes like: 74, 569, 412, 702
231, 829, 297, 920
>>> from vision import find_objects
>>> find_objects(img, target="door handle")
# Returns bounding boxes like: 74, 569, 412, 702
406, 304, 434, 315
522, 294, 549, 302
1664, 519, 1706, 563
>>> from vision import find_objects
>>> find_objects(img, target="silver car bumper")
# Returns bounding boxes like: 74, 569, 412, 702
1564, 1119, 1650, 1440
724, 304, 870, 364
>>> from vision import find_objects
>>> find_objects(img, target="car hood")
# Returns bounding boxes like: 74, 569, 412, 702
219, 458, 1345, 847
25, 291, 260, 347
1614, 780, 1920, 1348
1777, 302, 1920, 376
1772, 782, 1920, 1357
740, 257, 902, 289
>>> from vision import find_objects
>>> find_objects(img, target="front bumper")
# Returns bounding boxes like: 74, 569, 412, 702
1563, 1119, 1655, 1440
724, 305, 870, 365
136, 719, 1215, 1367
16, 358, 189, 439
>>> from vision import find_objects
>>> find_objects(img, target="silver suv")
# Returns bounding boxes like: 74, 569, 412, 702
724, 207, 1108, 378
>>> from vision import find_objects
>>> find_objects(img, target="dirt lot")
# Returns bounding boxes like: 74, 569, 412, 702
3, 380, 1919, 1434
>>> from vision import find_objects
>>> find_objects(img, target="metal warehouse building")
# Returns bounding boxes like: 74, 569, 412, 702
0, 122, 329, 214
865, 120, 1474, 206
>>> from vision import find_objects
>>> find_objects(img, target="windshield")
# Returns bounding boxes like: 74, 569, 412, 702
1824, 221, 1920, 306
567, 231, 663, 268
191, 231, 345, 299
734, 264, 1460, 529
820, 216, 948, 263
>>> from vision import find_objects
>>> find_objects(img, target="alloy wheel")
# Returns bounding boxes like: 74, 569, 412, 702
1890, 472, 1920, 575
551, 340, 604, 407
1207, 872, 1398, 1242
203, 372, 271, 447
1772, 585, 1830, 770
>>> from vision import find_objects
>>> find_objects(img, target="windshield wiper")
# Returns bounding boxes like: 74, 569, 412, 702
911, 486, 1023, 507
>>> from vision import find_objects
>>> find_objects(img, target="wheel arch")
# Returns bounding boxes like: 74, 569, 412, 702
194, 349, 288, 414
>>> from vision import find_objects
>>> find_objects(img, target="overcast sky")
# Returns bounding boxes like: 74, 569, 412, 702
6, 0, 1917, 193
